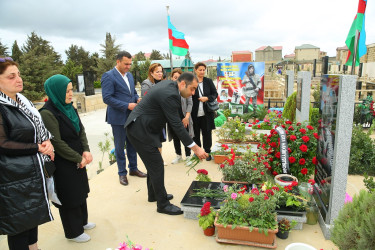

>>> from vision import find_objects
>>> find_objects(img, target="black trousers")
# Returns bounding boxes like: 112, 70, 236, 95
58, 200, 88, 239
7, 226, 38, 250
171, 127, 191, 156
193, 115, 212, 153
127, 123, 170, 209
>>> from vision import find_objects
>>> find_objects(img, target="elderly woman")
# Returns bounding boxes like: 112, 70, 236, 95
141, 63, 163, 97
192, 62, 218, 161
169, 68, 194, 164
0, 57, 54, 250
39, 74, 94, 243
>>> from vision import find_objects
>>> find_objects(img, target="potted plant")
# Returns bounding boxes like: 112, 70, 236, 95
276, 218, 297, 239
216, 117, 246, 143
195, 169, 211, 182
197, 202, 216, 236
214, 184, 282, 247
219, 149, 270, 185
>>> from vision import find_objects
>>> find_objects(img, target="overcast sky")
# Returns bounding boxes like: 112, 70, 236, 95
0, 0, 374, 63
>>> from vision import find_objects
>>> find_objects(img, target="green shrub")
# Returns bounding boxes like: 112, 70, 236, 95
349, 125, 375, 175
283, 91, 297, 122
256, 105, 268, 120
310, 107, 320, 128
331, 190, 375, 249
94, 80, 101, 88
364, 173, 375, 193
353, 105, 361, 125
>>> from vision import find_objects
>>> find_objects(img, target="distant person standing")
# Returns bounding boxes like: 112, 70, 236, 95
192, 62, 218, 161
101, 51, 147, 186
242, 64, 261, 113
169, 68, 194, 164
141, 63, 164, 97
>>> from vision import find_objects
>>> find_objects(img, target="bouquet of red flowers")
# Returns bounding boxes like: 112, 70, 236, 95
259, 121, 318, 182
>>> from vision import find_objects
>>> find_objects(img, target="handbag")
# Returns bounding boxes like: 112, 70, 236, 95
198, 86, 219, 112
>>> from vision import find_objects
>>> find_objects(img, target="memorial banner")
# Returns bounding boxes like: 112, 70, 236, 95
217, 62, 265, 113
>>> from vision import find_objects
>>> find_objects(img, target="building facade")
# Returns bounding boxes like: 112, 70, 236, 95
294, 44, 320, 61
255, 46, 282, 63
231, 51, 253, 62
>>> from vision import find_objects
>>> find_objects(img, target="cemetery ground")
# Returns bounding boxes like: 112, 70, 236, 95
0, 108, 368, 249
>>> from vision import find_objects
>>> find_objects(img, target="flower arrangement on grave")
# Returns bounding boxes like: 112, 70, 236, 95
259, 121, 318, 182
219, 149, 270, 184
195, 169, 212, 182
216, 117, 246, 142
275, 180, 308, 211
216, 184, 282, 234
358, 95, 375, 123
197, 202, 217, 231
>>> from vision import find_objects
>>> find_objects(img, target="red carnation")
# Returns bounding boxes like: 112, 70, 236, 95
288, 125, 294, 131
299, 128, 306, 134
301, 168, 308, 175
281, 124, 286, 128
257, 124, 261, 128
275, 152, 281, 159
251, 188, 260, 195
269, 157, 274, 162
272, 171, 278, 176
307, 125, 314, 130
302, 136, 310, 143
272, 186, 280, 191
249, 197, 254, 202
314, 133, 319, 139
290, 135, 297, 141
220, 164, 225, 169
44, 98, 48, 102
299, 144, 308, 152
261, 171, 265, 175
289, 156, 296, 164
299, 158, 306, 165
253, 168, 257, 171
308, 179, 316, 185
270, 142, 277, 148
296, 122, 301, 126
197, 169, 208, 175
312, 156, 318, 165
288, 147, 292, 153
264, 196, 269, 200
286, 120, 292, 125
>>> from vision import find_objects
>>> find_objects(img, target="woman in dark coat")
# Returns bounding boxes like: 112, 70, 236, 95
0, 57, 55, 250
191, 62, 218, 161
40, 74, 94, 243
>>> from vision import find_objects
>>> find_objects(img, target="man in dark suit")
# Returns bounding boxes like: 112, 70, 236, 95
101, 51, 147, 186
125, 72, 208, 215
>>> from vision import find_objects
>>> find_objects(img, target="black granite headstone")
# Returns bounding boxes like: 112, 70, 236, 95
83, 71, 95, 96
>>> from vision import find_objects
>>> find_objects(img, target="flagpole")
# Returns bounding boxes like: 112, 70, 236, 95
166, 6, 174, 72
351, 30, 359, 75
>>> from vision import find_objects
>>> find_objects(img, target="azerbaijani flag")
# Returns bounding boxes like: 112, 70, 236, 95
345, 0, 367, 66
168, 16, 189, 56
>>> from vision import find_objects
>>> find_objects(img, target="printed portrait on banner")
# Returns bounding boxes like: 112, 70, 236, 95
217, 62, 265, 113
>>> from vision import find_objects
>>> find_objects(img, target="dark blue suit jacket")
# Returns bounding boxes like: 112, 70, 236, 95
101, 67, 139, 125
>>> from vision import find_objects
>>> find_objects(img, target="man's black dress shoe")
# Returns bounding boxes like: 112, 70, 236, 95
129, 170, 147, 178
119, 176, 128, 186
157, 204, 183, 215
148, 194, 173, 202
206, 155, 212, 161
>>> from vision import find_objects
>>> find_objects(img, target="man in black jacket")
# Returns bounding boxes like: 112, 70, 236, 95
125, 72, 208, 215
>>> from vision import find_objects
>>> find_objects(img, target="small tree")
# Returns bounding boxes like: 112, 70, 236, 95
11, 40, 22, 63
95, 33, 121, 79
0, 40, 9, 56
149, 49, 163, 60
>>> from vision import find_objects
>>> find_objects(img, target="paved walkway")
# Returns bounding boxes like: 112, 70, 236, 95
1, 108, 365, 249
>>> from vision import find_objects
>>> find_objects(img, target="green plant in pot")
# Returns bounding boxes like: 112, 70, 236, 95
197, 202, 216, 236
276, 218, 297, 239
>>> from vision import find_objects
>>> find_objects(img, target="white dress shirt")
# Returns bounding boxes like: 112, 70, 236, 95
197, 82, 205, 117
115, 68, 131, 91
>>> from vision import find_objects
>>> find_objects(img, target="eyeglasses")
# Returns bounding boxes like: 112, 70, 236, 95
0, 57, 14, 63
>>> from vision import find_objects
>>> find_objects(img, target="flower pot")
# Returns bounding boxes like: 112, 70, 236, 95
274, 174, 298, 187
276, 230, 289, 239
203, 226, 215, 236
214, 216, 277, 248
214, 155, 229, 164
